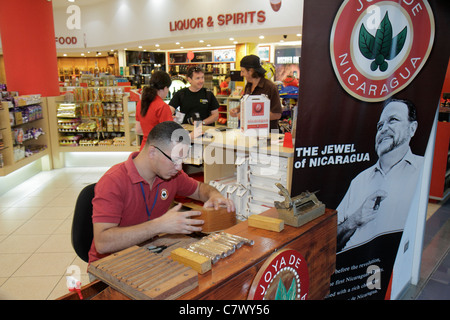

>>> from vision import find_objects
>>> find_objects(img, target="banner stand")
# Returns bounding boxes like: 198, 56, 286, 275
391, 108, 438, 299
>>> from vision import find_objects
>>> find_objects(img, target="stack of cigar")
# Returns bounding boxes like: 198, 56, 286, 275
187, 232, 254, 264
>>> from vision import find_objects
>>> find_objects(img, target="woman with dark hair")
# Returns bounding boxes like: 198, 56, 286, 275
136, 70, 173, 150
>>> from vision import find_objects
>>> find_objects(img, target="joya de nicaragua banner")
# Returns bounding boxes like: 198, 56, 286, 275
292, 0, 450, 299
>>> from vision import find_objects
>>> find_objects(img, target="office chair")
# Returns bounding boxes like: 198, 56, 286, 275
71, 183, 96, 263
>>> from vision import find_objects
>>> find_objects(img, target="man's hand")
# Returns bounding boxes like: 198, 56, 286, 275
355, 190, 388, 228
336, 190, 387, 251
190, 182, 236, 213
204, 195, 235, 212
155, 203, 204, 234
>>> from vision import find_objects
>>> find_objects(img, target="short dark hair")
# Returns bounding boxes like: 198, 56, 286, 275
187, 66, 204, 79
383, 98, 417, 122
146, 121, 190, 147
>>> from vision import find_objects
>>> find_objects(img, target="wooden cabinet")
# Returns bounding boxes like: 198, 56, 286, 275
216, 96, 239, 128
0, 95, 51, 176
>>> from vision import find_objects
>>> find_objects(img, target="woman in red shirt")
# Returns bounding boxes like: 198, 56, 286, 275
136, 71, 174, 150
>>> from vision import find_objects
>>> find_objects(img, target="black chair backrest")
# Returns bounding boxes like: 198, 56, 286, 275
71, 183, 96, 263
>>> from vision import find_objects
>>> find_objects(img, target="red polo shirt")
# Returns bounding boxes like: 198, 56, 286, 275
136, 95, 174, 150
88, 152, 198, 263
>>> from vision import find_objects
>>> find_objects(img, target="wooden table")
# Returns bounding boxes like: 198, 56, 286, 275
58, 208, 336, 300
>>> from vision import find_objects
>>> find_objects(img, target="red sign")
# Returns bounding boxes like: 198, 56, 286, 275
55, 36, 78, 45
330, 0, 434, 102
169, 11, 266, 32
248, 249, 309, 300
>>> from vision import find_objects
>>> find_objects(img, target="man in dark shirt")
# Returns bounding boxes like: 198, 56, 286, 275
229, 54, 282, 131
169, 66, 219, 125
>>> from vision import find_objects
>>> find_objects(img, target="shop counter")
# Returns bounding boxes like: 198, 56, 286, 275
58, 207, 337, 300
183, 125, 295, 216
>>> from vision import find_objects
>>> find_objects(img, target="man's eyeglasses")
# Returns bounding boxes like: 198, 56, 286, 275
151, 145, 185, 166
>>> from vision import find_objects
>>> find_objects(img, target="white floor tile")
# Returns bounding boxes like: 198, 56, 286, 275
0, 167, 109, 300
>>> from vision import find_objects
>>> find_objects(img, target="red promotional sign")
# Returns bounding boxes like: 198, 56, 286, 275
169, 11, 266, 32
292, 0, 449, 300
330, 0, 435, 102
248, 249, 309, 300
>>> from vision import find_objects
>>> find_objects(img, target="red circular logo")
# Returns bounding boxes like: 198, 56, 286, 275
330, 0, 435, 102
248, 249, 309, 300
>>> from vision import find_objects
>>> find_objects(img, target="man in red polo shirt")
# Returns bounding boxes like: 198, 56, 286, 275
88, 121, 235, 263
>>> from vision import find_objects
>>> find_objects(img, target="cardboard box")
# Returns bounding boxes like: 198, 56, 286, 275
240, 94, 270, 137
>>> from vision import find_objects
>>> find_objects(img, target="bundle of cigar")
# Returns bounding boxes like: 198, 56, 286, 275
187, 232, 254, 264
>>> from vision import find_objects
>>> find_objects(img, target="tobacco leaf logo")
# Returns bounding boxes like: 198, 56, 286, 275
275, 277, 297, 300
359, 12, 407, 72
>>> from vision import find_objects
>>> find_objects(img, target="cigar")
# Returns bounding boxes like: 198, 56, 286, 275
373, 196, 381, 210
202, 238, 235, 255
220, 232, 254, 246
187, 247, 220, 264
191, 242, 226, 258
206, 233, 239, 249
198, 242, 230, 257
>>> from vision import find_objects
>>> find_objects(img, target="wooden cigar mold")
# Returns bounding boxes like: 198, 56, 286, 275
181, 203, 237, 233
88, 246, 198, 300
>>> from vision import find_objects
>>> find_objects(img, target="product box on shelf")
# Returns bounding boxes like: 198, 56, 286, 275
240, 94, 270, 137
13, 94, 41, 107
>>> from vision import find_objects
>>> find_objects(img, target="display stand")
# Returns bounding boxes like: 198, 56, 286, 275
46, 88, 138, 168
58, 207, 337, 300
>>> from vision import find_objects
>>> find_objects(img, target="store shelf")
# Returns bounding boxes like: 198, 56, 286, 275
45, 89, 138, 168
0, 96, 52, 176
58, 145, 136, 152
0, 148, 49, 176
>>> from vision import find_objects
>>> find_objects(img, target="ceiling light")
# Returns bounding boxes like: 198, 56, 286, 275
296, 33, 302, 37
124, 48, 127, 50
81, 53, 84, 56
259, 35, 264, 39
206, 44, 211, 47
138, 46, 142, 49
229, 37, 234, 41
233, 41, 238, 44
63, 54, 67, 57
155, 44, 160, 47
176, 42, 180, 45
199, 40, 204, 43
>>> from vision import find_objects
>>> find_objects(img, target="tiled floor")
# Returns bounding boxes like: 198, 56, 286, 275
403, 198, 450, 300
0, 166, 448, 300
0, 167, 108, 300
